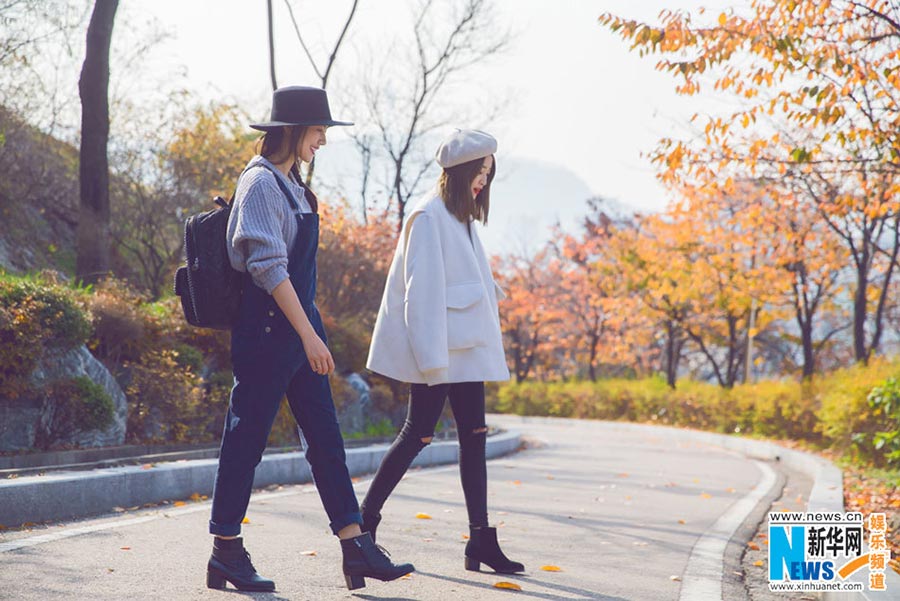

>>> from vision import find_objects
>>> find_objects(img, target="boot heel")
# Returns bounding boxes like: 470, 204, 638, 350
465, 557, 481, 571
206, 568, 227, 590
345, 573, 366, 590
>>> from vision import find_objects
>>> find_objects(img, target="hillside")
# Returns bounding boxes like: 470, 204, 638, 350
0, 108, 80, 275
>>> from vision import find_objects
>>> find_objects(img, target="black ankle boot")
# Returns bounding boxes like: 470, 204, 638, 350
361, 512, 382, 544
207, 536, 275, 592
464, 525, 525, 574
340, 532, 414, 590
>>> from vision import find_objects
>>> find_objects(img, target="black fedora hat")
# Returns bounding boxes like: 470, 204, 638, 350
250, 85, 353, 131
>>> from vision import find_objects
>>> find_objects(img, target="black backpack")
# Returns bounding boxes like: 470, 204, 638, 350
173, 164, 300, 330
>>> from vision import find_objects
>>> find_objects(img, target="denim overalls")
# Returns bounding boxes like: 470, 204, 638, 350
209, 172, 362, 537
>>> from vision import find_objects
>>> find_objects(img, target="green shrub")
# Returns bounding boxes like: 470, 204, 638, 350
818, 359, 900, 454
0, 273, 92, 399
172, 343, 204, 373
0, 276, 91, 350
34, 375, 115, 449
853, 376, 900, 467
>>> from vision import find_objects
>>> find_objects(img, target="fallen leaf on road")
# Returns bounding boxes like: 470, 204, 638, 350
141, 464, 153, 470
400, 574, 412, 580
173, 501, 186, 507
617, 473, 629, 478
633, 542, 649, 546
300, 550, 316, 556
189, 493, 201, 502
498, 511, 508, 515
242, 517, 251, 524
678, 520, 686, 525
512, 480, 522, 485
700, 493, 712, 499
753, 560, 764, 567
494, 581, 522, 590
541, 565, 562, 572
422, 538, 434, 542
748, 542, 760, 551
726, 487, 736, 493
670, 575, 681, 582
107, 568, 115, 573
462, 534, 470, 539
112, 507, 126, 513
120, 547, 130, 551
415, 513, 432, 520
546, 475, 555, 480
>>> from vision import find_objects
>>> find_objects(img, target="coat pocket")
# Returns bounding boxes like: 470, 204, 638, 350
446, 282, 488, 350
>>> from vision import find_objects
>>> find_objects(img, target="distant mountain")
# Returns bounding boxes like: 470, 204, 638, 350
481, 157, 599, 256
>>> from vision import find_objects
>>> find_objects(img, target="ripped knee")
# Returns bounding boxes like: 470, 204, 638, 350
419, 436, 434, 445
472, 427, 488, 435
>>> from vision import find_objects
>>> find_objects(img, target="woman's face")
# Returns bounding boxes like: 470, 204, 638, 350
471, 155, 493, 199
297, 125, 327, 163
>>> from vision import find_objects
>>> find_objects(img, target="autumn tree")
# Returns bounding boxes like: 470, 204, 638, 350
109, 101, 253, 298
495, 249, 564, 382
552, 199, 647, 380
601, 0, 900, 365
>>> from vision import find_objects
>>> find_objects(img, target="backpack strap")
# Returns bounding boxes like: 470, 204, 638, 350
256, 163, 302, 213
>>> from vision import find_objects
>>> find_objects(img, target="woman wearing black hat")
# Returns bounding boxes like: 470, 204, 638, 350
206, 86, 413, 592
364, 129, 525, 575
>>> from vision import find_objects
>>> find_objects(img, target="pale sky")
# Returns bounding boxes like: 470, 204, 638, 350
128, 0, 734, 250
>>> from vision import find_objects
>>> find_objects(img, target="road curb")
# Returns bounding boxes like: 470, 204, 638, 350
490, 414, 899, 598
0, 429, 521, 527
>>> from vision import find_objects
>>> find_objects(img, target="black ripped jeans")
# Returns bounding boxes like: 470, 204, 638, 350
360, 381, 489, 527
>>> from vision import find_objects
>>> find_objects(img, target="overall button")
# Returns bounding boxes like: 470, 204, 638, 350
264, 326, 271, 333
268, 310, 275, 317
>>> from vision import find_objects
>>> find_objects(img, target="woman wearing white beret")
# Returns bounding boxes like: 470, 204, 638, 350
363, 129, 524, 574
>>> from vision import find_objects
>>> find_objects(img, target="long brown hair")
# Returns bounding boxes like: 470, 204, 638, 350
438, 155, 496, 225
255, 125, 318, 211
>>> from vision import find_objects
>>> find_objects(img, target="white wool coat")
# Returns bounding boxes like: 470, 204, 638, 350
366, 192, 511, 386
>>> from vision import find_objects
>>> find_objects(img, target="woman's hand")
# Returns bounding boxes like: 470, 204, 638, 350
301, 331, 335, 375
271, 279, 334, 375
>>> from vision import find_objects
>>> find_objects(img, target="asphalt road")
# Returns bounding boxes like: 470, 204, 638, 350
0, 415, 784, 600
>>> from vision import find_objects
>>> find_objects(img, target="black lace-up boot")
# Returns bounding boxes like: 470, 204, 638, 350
340, 532, 414, 590
464, 526, 525, 574
206, 537, 275, 592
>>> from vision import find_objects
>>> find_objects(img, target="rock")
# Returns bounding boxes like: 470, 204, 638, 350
338, 373, 372, 434
0, 345, 128, 452
0, 397, 42, 451
34, 346, 128, 448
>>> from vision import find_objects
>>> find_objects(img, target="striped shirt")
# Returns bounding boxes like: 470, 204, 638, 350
226, 155, 313, 294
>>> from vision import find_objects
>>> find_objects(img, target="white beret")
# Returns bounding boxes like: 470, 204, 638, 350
435, 129, 498, 168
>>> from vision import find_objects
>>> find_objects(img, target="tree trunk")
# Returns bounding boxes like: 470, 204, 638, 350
854, 260, 869, 364
664, 319, 678, 389
800, 320, 815, 379
76, 0, 118, 286
267, 0, 277, 90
